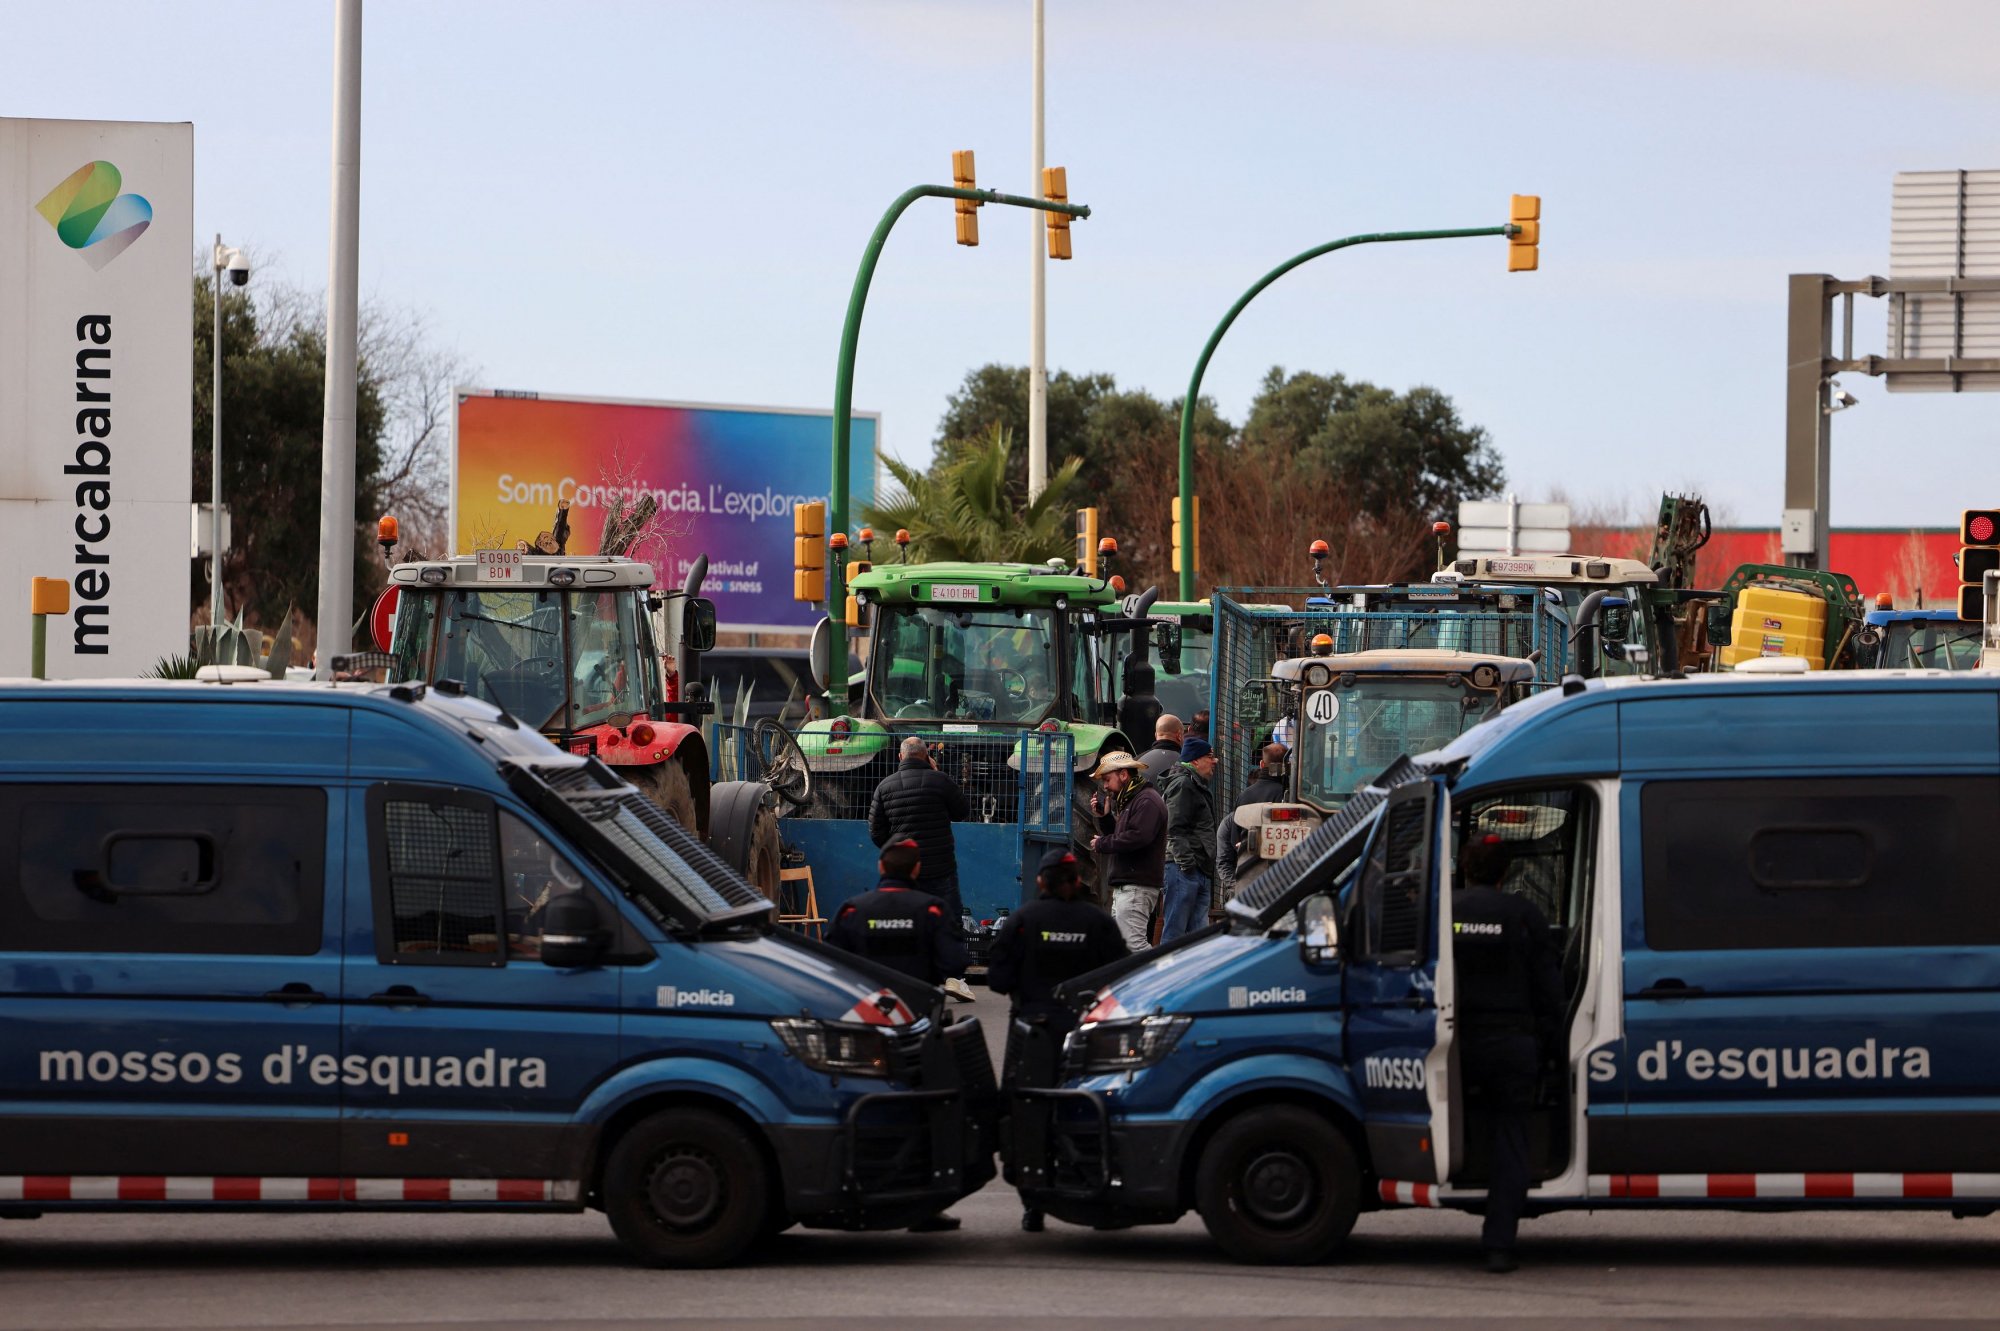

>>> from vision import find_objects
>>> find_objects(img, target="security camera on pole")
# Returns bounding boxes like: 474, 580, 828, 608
209, 235, 249, 630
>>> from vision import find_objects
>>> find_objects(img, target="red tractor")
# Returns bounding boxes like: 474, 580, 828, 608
369, 542, 782, 897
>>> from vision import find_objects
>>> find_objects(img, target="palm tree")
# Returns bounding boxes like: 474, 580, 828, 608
865, 425, 1083, 564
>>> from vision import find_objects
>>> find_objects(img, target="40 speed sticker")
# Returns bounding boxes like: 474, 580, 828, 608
1305, 690, 1340, 725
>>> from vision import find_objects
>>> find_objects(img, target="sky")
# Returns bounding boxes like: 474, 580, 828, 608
5, 0, 1997, 529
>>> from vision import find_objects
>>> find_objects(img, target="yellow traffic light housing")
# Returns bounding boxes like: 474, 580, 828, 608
1043, 166, 1072, 261
1508, 194, 1541, 272
952, 149, 980, 247
793, 500, 827, 603
1171, 494, 1200, 575
1076, 507, 1100, 575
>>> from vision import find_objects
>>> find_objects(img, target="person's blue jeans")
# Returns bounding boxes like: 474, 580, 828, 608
1160, 863, 1212, 943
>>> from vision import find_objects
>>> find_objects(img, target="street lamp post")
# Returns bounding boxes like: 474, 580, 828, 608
1172, 221, 1527, 600
824, 180, 1090, 714
210, 235, 249, 629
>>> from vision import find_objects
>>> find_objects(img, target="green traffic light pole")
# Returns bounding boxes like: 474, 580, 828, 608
1173, 222, 1524, 600
823, 182, 1091, 715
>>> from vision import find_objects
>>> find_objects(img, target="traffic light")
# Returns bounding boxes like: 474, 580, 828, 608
1171, 494, 1200, 575
1959, 507, 2000, 621
1076, 507, 1100, 575
793, 500, 826, 603
1508, 194, 1540, 273
952, 150, 980, 247
1043, 166, 1072, 261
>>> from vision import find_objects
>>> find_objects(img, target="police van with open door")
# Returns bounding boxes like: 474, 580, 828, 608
1006, 669, 2000, 1260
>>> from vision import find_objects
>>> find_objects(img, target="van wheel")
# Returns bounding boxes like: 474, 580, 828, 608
604, 1108, 769, 1267
1194, 1105, 1358, 1264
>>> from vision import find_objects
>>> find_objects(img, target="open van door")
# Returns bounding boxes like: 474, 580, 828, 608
1342, 776, 1459, 1191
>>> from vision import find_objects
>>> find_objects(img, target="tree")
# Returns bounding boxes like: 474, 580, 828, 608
1240, 368, 1505, 521
191, 274, 390, 643
935, 364, 1118, 500
865, 426, 1083, 564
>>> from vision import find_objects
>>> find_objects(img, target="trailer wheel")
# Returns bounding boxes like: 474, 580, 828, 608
634, 756, 699, 834
603, 1108, 769, 1268
711, 781, 782, 901
1194, 1105, 1358, 1264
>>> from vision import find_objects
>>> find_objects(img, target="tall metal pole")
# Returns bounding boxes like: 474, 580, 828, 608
1026, 0, 1048, 500
210, 235, 225, 629
1782, 273, 1832, 570
1173, 224, 1516, 600
315, 0, 363, 678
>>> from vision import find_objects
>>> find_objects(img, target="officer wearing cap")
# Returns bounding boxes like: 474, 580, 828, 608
988, 846, 1127, 1232
1452, 833, 1563, 1274
827, 840, 971, 994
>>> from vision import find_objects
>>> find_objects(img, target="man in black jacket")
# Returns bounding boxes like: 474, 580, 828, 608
1216, 743, 1288, 898
869, 737, 973, 999
988, 847, 1126, 1232
1136, 713, 1184, 783
1452, 834, 1564, 1273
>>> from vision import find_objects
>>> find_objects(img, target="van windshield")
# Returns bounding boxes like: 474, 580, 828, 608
504, 760, 771, 931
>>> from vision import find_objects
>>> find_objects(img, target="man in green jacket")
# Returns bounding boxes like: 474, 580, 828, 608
1159, 738, 1218, 943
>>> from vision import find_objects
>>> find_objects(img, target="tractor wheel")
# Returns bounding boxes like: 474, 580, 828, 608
710, 781, 783, 901
636, 756, 700, 834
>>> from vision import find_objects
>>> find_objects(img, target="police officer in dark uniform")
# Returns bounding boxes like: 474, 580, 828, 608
1452, 833, 1564, 1273
826, 840, 969, 988
988, 847, 1127, 1232
826, 840, 971, 1234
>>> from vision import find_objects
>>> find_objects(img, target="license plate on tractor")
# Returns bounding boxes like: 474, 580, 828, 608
1259, 821, 1312, 858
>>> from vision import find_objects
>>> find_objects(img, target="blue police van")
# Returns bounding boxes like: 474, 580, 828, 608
0, 680, 994, 1266
1006, 669, 2000, 1261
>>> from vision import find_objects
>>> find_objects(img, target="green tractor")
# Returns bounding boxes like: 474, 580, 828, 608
788, 560, 1172, 896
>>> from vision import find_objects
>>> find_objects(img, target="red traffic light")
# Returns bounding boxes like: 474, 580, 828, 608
1964, 509, 2000, 545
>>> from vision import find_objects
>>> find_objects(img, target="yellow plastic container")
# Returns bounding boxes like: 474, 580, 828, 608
1721, 586, 1827, 670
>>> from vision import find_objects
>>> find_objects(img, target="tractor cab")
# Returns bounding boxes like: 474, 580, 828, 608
1441, 553, 1666, 676
1228, 647, 1536, 884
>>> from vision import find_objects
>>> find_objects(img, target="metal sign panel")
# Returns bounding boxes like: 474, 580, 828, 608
0, 118, 194, 677
453, 390, 878, 633
1455, 496, 1570, 558
1888, 169, 2000, 392
1455, 526, 1570, 554
1457, 500, 1570, 531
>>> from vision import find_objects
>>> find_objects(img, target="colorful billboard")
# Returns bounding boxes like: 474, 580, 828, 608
453, 391, 877, 632
0, 118, 193, 678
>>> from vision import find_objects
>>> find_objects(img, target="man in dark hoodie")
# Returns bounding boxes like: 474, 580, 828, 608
1087, 750, 1168, 952
869, 736, 974, 1001
1216, 742, 1289, 899
1159, 737, 1218, 942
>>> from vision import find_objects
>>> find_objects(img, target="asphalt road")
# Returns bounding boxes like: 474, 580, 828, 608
4, 990, 1997, 1331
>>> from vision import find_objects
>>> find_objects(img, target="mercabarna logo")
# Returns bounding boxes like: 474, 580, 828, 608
35, 160, 153, 269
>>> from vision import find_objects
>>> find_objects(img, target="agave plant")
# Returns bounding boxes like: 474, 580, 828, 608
182, 606, 298, 678
141, 653, 203, 680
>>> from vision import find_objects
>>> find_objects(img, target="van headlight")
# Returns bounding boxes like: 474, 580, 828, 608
1063, 1015, 1190, 1076
770, 1019, 894, 1078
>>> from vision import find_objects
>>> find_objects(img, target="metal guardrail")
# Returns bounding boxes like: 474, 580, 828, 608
1211, 589, 1571, 801
711, 724, 1072, 844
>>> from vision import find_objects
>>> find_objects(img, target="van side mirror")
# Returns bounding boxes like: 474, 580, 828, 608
684, 597, 718, 654
538, 893, 610, 968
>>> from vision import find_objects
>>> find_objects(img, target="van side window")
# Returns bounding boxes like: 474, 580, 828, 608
372, 787, 505, 965
0, 785, 325, 955
498, 809, 611, 960
1640, 776, 2000, 951
1454, 786, 1595, 979
1354, 782, 1435, 963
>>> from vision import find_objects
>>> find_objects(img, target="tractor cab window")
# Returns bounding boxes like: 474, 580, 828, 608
437, 589, 568, 729
389, 588, 440, 682
569, 591, 650, 728
873, 604, 1060, 724
1151, 622, 1213, 720
1877, 619, 1981, 670
1296, 677, 1503, 810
